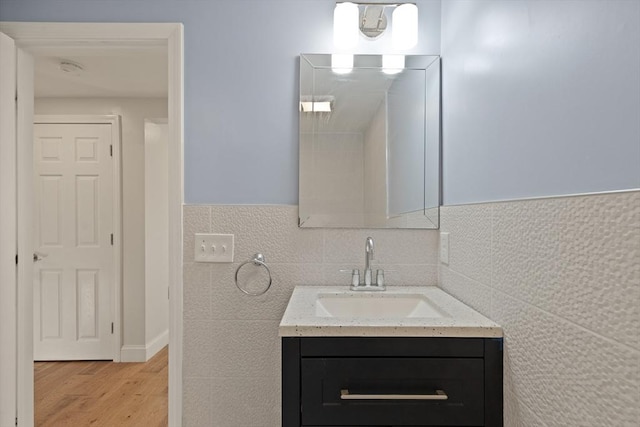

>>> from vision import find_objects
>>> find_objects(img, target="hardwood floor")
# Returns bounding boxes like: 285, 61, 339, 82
34, 346, 168, 426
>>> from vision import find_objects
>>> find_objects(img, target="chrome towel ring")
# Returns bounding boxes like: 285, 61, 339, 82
234, 253, 272, 296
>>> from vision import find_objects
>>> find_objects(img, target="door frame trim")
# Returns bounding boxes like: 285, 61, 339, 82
34, 114, 123, 362
0, 22, 184, 426
0, 32, 18, 427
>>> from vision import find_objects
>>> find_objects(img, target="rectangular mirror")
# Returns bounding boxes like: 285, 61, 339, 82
299, 54, 441, 229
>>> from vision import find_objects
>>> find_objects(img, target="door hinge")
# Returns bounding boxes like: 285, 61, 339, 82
110, 234, 114, 245
111, 322, 114, 334
110, 145, 113, 157
15, 254, 18, 264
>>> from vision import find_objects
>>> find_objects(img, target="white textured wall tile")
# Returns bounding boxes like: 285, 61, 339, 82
492, 290, 639, 427
492, 201, 561, 305
183, 262, 212, 320
211, 263, 324, 320
562, 191, 640, 228
322, 263, 438, 287
440, 266, 492, 316
373, 264, 439, 287
323, 228, 438, 265
440, 204, 492, 284
210, 205, 323, 263
554, 223, 640, 348
492, 198, 640, 349
183, 377, 212, 427
210, 376, 279, 427
183, 320, 215, 379
208, 320, 281, 378
440, 191, 640, 427
183, 205, 211, 263
504, 391, 549, 427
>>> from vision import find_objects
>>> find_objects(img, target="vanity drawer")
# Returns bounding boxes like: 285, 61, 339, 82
301, 357, 484, 426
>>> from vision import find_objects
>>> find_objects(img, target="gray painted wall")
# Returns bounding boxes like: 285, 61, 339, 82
2, 1, 638, 205
0, 0, 442, 204
441, 0, 640, 205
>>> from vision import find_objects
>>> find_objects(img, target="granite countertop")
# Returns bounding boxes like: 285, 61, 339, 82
278, 286, 503, 338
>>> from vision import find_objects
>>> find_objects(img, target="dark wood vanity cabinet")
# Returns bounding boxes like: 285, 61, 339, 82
282, 337, 503, 427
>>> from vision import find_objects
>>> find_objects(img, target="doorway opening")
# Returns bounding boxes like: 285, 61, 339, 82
0, 23, 184, 427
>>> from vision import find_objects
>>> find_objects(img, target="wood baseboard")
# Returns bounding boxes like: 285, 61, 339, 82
120, 329, 169, 362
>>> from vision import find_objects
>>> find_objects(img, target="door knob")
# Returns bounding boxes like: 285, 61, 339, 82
33, 252, 48, 262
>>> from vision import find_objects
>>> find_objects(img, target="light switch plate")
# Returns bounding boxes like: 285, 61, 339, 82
440, 232, 449, 265
194, 233, 234, 263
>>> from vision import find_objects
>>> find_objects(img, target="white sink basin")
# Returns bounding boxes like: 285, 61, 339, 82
315, 292, 447, 318
279, 286, 503, 337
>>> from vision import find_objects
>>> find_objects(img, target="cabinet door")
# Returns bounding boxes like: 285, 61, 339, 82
301, 358, 484, 426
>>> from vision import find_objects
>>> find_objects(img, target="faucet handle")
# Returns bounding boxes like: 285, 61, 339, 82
375, 269, 385, 286
375, 269, 398, 287
339, 269, 361, 287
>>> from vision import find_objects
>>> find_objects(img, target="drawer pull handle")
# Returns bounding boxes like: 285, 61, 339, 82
340, 389, 448, 400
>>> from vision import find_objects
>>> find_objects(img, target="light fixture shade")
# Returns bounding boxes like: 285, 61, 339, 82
382, 55, 405, 74
334, 2, 359, 49
392, 3, 418, 50
331, 53, 354, 74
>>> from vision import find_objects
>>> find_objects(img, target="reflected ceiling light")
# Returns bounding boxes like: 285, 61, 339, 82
392, 3, 418, 49
382, 54, 404, 74
334, 2, 359, 49
331, 53, 353, 74
300, 95, 335, 112
299, 101, 332, 113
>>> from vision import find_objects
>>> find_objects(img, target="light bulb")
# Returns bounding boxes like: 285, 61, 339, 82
333, 2, 359, 49
331, 53, 353, 74
382, 55, 405, 74
392, 4, 418, 50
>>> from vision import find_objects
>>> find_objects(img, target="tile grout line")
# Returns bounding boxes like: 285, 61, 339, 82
490, 203, 494, 320
491, 286, 640, 354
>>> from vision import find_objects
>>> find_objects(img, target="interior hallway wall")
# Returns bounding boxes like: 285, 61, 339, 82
35, 97, 168, 357
144, 120, 170, 353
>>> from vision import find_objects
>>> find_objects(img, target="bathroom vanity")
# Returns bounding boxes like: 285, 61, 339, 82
279, 286, 503, 427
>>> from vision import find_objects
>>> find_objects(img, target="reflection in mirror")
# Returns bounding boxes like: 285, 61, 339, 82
299, 54, 440, 229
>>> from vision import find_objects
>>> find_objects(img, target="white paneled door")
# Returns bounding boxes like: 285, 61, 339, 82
33, 123, 114, 361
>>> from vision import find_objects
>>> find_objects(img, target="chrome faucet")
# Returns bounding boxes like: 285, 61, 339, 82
343, 237, 386, 290
364, 237, 375, 286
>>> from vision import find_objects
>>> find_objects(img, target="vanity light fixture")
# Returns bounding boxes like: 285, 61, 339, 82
332, 2, 418, 74
331, 53, 354, 74
332, 2, 358, 74
392, 3, 418, 49
333, 2, 418, 46
382, 54, 404, 74
333, 2, 359, 49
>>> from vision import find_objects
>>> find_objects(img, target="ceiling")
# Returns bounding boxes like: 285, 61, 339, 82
300, 68, 396, 134
31, 45, 168, 98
